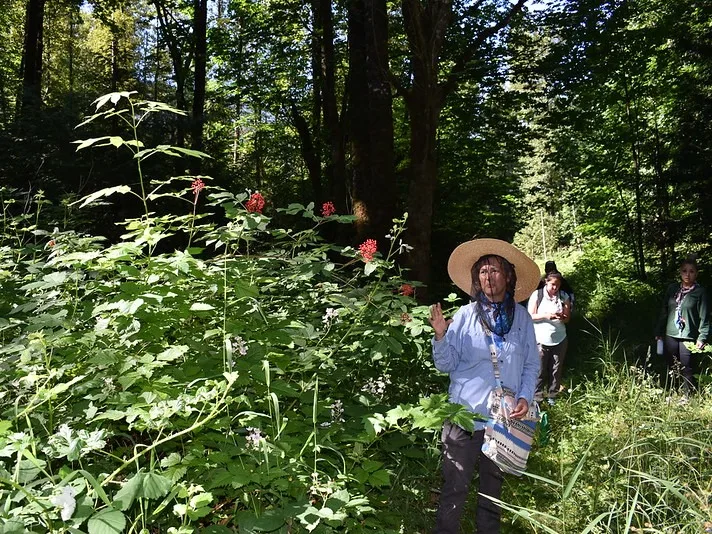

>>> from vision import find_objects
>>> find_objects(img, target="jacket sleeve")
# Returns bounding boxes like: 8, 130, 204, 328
431, 306, 467, 372
655, 285, 673, 337
517, 314, 540, 404
697, 288, 709, 344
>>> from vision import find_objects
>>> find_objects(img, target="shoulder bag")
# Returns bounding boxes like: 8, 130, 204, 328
480, 321, 540, 476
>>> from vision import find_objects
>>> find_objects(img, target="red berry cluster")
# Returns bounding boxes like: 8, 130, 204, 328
246, 192, 265, 213
191, 178, 205, 195
358, 239, 378, 262
321, 201, 336, 217
399, 284, 415, 297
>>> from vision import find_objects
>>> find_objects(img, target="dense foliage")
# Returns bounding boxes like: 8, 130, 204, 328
2, 94, 712, 534
0, 93, 454, 533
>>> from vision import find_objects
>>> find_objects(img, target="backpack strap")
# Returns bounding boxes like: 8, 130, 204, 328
533, 287, 544, 314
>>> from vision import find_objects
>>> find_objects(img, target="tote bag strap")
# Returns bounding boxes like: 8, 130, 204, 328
476, 306, 504, 389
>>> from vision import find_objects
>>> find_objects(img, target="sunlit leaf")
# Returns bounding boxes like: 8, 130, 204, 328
87, 509, 126, 534
140, 472, 173, 500
72, 186, 133, 208
190, 302, 215, 311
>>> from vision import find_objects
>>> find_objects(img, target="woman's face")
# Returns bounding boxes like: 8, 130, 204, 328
680, 263, 698, 287
545, 278, 561, 296
478, 257, 508, 302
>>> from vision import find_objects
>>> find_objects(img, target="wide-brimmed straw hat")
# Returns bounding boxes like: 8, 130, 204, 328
447, 238, 540, 301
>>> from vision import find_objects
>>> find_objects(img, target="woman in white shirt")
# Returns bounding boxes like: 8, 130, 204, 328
528, 271, 571, 405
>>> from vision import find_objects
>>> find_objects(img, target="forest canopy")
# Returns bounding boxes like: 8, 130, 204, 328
2, 0, 710, 294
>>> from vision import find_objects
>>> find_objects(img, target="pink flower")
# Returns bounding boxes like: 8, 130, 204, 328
399, 284, 415, 297
191, 178, 205, 196
321, 201, 336, 217
358, 239, 378, 262
246, 192, 265, 213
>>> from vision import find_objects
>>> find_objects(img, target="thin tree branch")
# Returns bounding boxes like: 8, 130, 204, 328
441, 0, 527, 96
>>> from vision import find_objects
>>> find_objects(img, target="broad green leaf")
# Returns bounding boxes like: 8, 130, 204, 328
237, 509, 288, 533
18, 458, 46, 483
73, 136, 112, 151
368, 469, 390, 487
0, 519, 25, 534
188, 506, 212, 521
93, 410, 127, 422
112, 473, 143, 511
156, 345, 188, 362
189, 492, 213, 509
140, 472, 172, 500
160, 452, 182, 468
324, 489, 350, 511
360, 459, 384, 473
87, 509, 126, 534
234, 280, 260, 298
72, 186, 133, 209
190, 302, 215, 311
0, 421, 11, 436
384, 405, 411, 426
364, 262, 378, 276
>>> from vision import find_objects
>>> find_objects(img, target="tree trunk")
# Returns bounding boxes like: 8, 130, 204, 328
348, 0, 396, 244
111, 33, 119, 92
20, 0, 45, 117
399, 0, 451, 297
651, 120, 673, 273
68, 7, 75, 111
622, 76, 646, 280
396, 0, 526, 298
316, 0, 347, 210
308, 0, 323, 204
153, 23, 160, 101
291, 103, 322, 202
191, 0, 208, 174
403, 85, 443, 292
154, 0, 192, 148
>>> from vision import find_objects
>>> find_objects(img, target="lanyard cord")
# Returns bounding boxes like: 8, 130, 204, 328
479, 313, 505, 390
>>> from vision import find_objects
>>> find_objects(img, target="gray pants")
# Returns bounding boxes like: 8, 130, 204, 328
535, 337, 568, 400
433, 422, 503, 534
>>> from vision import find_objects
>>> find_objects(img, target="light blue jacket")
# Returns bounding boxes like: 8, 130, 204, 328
432, 302, 540, 430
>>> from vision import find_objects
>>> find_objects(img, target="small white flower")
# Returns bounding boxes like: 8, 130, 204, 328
361, 374, 391, 397
233, 336, 249, 356
397, 239, 413, 254
330, 400, 345, 423
245, 427, 265, 449
322, 308, 339, 325
51, 485, 77, 521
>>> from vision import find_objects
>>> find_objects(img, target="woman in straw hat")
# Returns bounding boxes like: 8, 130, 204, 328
429, 239, 541, 533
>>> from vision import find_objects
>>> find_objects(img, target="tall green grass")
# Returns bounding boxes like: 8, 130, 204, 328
501, 322, 712, 533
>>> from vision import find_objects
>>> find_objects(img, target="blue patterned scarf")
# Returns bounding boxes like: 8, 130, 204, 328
475, 291, 515, 348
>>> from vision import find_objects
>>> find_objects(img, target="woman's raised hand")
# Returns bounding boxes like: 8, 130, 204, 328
429, 303, 452, 341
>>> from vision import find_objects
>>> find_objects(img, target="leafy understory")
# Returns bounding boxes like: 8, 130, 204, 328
1, 93, 711, 534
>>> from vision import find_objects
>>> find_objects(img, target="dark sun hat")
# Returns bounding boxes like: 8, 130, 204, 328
447, 238, 540, 301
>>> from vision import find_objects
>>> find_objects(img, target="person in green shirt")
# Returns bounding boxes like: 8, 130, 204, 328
655, 256, 709, 395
